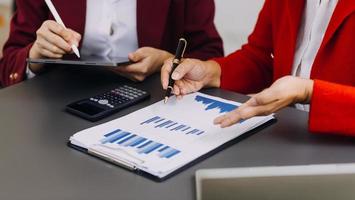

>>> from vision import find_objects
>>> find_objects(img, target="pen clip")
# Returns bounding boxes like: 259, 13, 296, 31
174, 38, 187, 61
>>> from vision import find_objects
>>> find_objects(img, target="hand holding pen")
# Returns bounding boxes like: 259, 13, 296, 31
163, 38, 187, 103
44, 0, 80, 58
29, 0, 81, 68
161, 43, 222, 101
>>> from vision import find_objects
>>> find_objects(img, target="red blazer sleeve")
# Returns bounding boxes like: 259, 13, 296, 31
183, 0, 224, 60
213, 0, 273, 94
0, 0, 49, 87
309, 80, 355, 136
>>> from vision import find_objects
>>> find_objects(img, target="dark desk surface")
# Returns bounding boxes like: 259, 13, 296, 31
1, 67, 355, 200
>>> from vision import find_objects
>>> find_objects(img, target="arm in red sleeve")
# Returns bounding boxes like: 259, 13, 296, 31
213, 0, 274, 94
309, 80, 355, 136
0, 0, 48, 87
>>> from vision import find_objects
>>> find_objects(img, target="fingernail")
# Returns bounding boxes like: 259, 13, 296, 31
71, 40, 79, 47
172, 72, 180, 80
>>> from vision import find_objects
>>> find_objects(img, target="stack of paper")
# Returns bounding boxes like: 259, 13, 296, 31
69, 92, 274, 179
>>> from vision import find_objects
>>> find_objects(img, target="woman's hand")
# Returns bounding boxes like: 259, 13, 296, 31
111, 47, 173, 82
214, 76, 314, 128
29, 20, 81, 72
160, 58, 222, 97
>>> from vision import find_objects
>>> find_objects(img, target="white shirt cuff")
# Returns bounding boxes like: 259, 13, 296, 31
26, 63, 36, 79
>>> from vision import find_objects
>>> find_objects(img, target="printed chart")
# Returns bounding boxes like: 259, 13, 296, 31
101, 129, 181, 159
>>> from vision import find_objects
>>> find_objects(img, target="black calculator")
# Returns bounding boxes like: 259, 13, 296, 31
66, 85, 150, 121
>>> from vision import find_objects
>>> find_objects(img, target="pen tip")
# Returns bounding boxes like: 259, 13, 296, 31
164, 97, 168, 104
72, 45, 81, 58
74, 51, 81, 58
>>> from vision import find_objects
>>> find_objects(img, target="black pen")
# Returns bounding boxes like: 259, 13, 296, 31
164, 38, 187, 104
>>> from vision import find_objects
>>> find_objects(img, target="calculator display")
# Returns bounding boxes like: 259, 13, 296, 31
69, 102, 105, 116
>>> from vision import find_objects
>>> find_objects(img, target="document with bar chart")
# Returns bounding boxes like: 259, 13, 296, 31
69, 92, 274, 180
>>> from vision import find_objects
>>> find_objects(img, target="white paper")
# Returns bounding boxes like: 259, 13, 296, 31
70, 92, 274, 178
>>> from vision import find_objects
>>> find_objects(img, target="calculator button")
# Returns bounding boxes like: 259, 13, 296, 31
98, 99, 109, 105
90, 98, 98, 102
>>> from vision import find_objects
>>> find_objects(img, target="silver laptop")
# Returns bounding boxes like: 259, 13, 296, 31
196, 163, 355, 200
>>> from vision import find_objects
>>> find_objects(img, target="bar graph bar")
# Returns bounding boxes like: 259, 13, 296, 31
138, 141, 152, 149
160, 148, 181, 158
140, 116, 160, 125
104, 129, 121, 137
182, 127, 190, 131
159, 146, 170, 152
171, 125, 185, 131
187, 129, 199, 135
118, 134, 136, 144
155, 120, 172, 128
140, 116, 205, 136
139, 142, 163, 154
165, 122, 177, 128
125, 137, 146, 147
100, 129, 181, 159
101, 130, 130, 144
197, 131, 205, 135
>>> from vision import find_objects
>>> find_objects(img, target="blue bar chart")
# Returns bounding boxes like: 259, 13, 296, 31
101, 129, 181, 159
141, 116, 205, 136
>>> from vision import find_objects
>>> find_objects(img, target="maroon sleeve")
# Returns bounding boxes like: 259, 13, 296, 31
183, 0, 224, 60
0, 0, 49, 87
213, 0, 274, 94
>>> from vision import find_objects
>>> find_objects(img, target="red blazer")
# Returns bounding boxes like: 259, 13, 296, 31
214, 0, 355, 136
0, 0, 223, 87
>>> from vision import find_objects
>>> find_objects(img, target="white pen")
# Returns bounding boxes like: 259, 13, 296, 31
44, 0, 81, 58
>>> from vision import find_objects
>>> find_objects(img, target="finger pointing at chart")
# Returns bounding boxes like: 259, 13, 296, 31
214, 76, 314, 128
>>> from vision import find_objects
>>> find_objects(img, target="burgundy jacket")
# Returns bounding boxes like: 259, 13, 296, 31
0, 0, 223, 87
